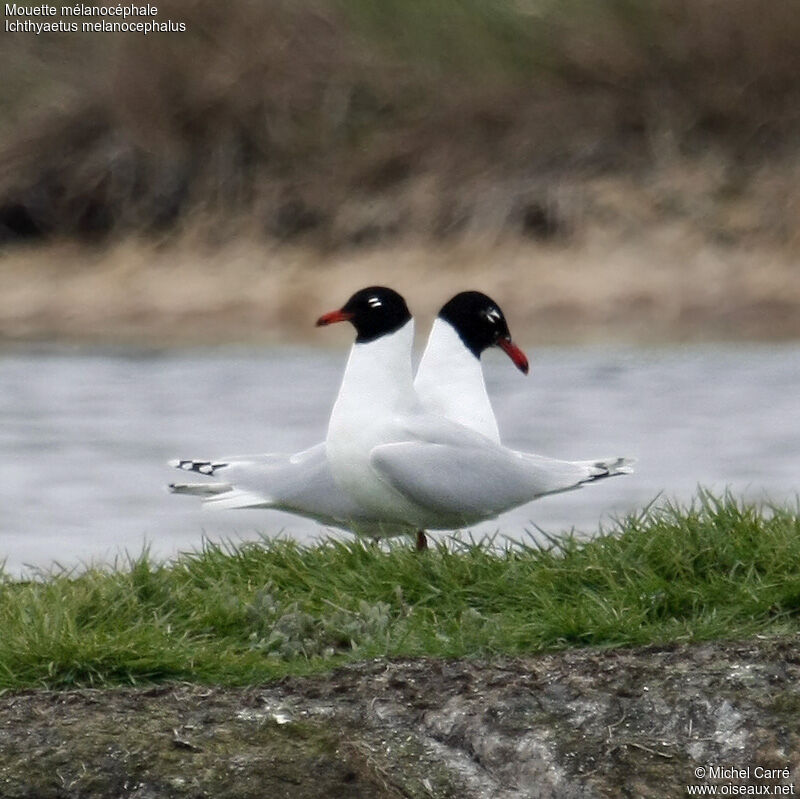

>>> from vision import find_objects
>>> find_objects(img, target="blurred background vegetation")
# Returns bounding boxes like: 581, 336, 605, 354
1, 0, 799, 342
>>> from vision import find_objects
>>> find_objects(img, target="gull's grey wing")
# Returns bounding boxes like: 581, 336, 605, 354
369, 414, 632, 525
369, 440, 598, 524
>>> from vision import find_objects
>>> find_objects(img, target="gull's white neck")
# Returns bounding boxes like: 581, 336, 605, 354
414, 318, 500, 443
328, 320, 416, 435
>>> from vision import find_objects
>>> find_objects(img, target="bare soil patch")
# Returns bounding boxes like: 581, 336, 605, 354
2, 637, 798, 798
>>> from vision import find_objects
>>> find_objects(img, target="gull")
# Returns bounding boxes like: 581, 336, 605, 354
319, 287, 634, 546
169, 290, 530, 547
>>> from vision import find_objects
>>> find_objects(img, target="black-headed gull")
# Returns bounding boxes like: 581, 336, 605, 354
169, 290, 529, 544
415, 291, 528, 444
319, 287, 634, 548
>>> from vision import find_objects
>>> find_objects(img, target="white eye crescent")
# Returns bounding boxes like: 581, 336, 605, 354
484, 307, 501, 323
368, 297, 383, 308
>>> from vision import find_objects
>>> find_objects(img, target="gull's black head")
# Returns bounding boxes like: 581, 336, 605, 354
316, 286, 411, 343
438, 291, 529, 374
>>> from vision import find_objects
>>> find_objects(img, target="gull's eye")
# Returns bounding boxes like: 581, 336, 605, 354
483, 307, 501, 324
368, 297, 383, 309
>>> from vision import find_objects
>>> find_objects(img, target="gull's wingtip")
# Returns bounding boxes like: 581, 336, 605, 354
167, 459, 224, 476
577, 455, 636, 484
169, 482, 231, 497
614, 457, 636, 475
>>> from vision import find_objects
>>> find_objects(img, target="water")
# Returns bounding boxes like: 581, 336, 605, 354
2, 344, 798, 577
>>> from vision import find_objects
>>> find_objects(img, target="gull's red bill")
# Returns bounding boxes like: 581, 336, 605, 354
497, 337, 530, 374
316, 309, 355, 327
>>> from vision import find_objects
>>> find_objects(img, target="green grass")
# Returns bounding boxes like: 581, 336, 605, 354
1, 491, 799, 691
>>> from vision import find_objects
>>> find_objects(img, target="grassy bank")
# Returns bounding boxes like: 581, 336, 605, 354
1, 492, 799, 691
2, 0, 800, 246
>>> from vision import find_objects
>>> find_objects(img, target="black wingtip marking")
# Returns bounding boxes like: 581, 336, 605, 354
175, 459, 228, 476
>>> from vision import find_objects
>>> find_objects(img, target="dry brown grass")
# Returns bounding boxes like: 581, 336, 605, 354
3, 0, 800, 345
2, 0, 800, 247
3, 207, 799, 346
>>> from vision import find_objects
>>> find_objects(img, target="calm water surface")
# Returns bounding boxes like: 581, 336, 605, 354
2, 344, 798, 576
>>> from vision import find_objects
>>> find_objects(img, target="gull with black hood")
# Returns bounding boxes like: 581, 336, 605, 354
319, 286, 634, 538
169, 289, 530, 540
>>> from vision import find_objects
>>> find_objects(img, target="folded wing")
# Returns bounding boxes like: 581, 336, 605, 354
370, 415, 634, 525
170, 444, 369, 524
